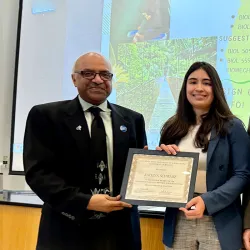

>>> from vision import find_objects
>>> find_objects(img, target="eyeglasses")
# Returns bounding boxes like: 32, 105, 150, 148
74, 70, 113, 81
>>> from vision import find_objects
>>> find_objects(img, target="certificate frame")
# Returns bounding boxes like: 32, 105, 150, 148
120, 149, 199, 207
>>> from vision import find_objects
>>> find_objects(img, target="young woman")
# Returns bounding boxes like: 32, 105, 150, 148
158, 62, 250, 250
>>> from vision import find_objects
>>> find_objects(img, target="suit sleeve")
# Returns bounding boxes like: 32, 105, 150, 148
136, 114, 147, 148
243, 185, 250, 229
243, 136, 250, 229
201, 119, 250, 215
23, 106, 91, 224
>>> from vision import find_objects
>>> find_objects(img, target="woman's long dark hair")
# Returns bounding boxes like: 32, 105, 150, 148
160, 62, 234, 152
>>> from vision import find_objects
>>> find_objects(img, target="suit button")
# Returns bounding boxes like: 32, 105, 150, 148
219, 165, 224, 171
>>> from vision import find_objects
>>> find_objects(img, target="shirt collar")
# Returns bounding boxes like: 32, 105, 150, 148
78, 95, 109, 112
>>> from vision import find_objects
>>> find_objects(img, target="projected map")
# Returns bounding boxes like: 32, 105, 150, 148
102, 0, 250, 149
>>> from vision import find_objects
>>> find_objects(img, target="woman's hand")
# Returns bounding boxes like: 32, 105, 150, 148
156, 144, 180, 155
179, 196, 206, 219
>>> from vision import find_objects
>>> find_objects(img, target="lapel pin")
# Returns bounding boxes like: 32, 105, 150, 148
76, 125, 82, 131
120, 125, 127, 132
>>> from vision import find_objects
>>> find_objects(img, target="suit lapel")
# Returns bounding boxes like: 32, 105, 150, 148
109, 103, 130, 193
207, 127, 220, 166
109, 103, 130, 164
63, 97, 90, 155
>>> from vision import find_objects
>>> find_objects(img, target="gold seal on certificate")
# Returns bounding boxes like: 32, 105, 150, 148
120, 149, 199, 207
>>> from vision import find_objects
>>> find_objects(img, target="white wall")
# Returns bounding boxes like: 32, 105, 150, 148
0, 0, 103, 189
0, 0, 28, 190
0, 0, 4, 161
0, 0, 19, 162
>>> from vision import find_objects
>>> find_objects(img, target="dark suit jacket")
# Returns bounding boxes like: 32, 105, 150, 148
243, 135, 250, 229
162, 118, 250, 250
23, 97, 147, 250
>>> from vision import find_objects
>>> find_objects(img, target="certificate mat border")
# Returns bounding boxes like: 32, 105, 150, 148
120, 149, 199, 207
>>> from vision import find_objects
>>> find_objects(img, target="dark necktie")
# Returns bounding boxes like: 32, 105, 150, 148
88, 107, 110, 196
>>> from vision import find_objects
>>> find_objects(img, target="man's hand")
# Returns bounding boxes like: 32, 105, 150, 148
179, 196, 205, 219
87, 194, 132, 213
243, 229, 250, 250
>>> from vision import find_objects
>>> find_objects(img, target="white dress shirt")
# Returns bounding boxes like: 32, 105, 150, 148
178, 125, 209, 194
78, 95, 113, 194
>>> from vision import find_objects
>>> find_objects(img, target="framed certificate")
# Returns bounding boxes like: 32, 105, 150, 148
120, 149, 199, 207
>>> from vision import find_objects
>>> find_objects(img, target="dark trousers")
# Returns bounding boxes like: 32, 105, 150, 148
36, 211, 135, 250
82, 217, 125, 250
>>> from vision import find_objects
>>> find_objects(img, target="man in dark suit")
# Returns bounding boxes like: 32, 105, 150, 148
23, 52, 147, 250
243, 119, 250, 250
